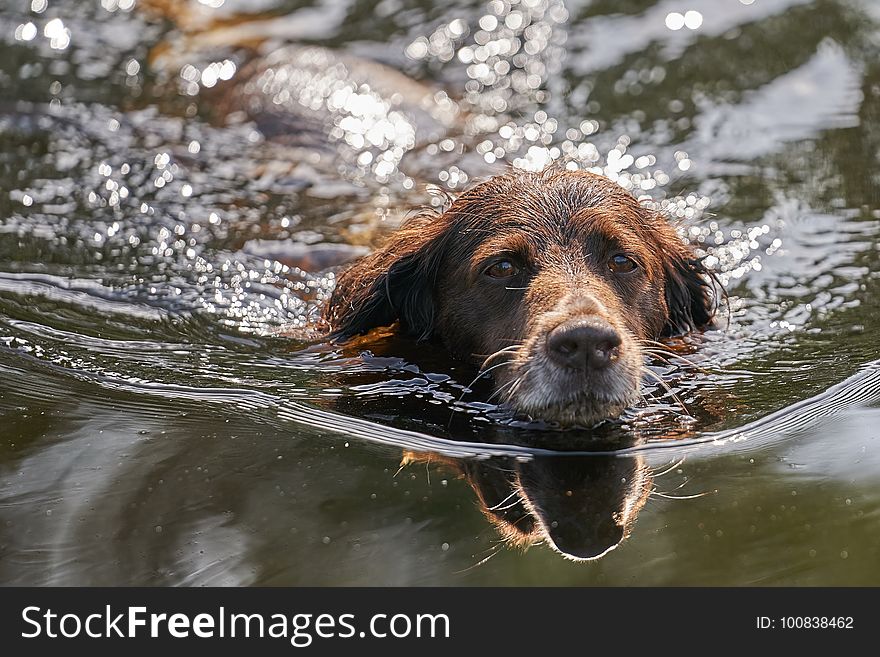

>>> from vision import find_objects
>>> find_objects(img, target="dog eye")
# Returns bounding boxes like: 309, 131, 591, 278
484, 260, 519, 279
608, 254, 638, 274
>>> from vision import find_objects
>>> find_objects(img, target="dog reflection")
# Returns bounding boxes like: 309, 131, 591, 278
406, 448, 651, 561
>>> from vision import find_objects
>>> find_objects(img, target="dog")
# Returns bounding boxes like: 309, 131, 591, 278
322, 167, 716, 427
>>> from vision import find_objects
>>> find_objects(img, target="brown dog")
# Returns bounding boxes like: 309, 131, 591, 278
323, 168, 715, 426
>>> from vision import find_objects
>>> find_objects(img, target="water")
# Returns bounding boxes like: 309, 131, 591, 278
1, 0, 879, 584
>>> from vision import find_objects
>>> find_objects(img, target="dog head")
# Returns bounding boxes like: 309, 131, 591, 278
323, 168, 714, 426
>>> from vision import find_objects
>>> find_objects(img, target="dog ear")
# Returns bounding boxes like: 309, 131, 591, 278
322, 213, 449, 341
662, 250, 715, 336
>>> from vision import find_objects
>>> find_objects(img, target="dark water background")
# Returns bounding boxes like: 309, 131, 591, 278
1, 0, 879, 584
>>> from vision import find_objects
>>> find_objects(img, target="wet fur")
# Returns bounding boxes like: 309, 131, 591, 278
323, 168, 715, 425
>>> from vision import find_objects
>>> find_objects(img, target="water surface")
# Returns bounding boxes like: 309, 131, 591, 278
1, 0, 879, 584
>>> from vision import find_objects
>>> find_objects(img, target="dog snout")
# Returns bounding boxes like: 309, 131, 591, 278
546, 318, 622, 371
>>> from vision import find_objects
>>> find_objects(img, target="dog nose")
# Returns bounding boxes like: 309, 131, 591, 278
546, 319, 622, 370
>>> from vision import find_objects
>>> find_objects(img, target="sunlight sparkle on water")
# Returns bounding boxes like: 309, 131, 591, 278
43, 17, 70, 50
665, 11, 703, 31
400, 0, 690, 197
101, 0, 136, 11
15, 22, 38, 41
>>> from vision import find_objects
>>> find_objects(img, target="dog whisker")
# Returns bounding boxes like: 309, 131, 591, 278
486, 489, 524, 512
641, 368, 690, 416
650, 490, 713, 500
452, 544, 502, 574
504, 375, 526, 403
652, 458, 686, 478
465, 360, 515, 391
485, 377, 519, 404
450, 361, 517, 429
641, 348, 711, 376
478, 344, 524, 371
638, 341, 709, 373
